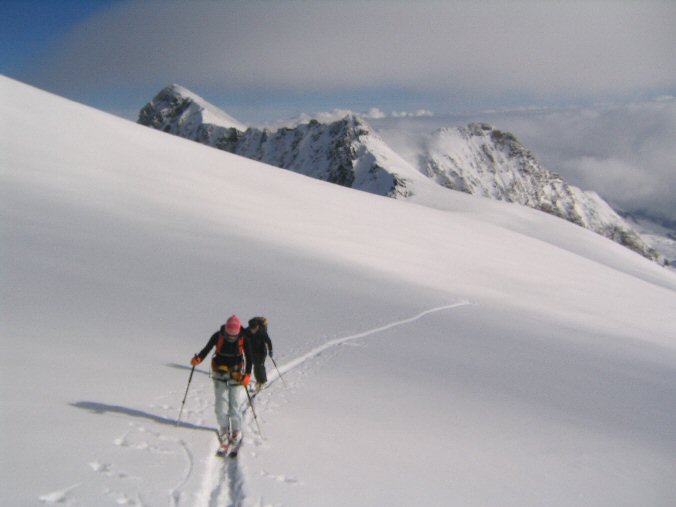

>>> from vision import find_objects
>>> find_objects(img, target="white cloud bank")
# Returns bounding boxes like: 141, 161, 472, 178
500, 98, 676, 224
388, 97, 676, 224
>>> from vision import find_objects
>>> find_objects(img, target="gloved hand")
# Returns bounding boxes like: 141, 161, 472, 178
191, 356, 202, 367
241, 374, 251, 387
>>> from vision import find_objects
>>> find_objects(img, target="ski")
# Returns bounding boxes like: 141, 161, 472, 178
215, 430, 242, 458
215, 430, 229, 457
228, 438, 243, 458
215, 440, 230, 457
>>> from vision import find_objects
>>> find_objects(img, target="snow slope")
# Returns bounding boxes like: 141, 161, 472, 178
2, 76, 676, 507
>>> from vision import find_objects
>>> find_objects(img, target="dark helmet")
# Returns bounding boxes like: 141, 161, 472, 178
248, 316, 267, 329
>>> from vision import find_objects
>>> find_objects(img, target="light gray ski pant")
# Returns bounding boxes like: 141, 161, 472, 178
213, 378, 246, 433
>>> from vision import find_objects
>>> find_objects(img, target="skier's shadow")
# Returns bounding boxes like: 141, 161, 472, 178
71, 401, 215, 433
165, 363, 211, 376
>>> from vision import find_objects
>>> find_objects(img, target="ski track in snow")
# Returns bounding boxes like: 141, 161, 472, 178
190, 301, 472, 507
273, 302, 472, 382
169, 438, 194, 506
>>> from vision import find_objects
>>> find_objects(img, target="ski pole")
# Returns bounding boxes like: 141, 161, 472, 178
243, 384, 263, 436
269, 355, 288, 388
176, 359, 196, 427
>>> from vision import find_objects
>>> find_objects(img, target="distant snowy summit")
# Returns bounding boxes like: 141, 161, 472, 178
138, 84, 247, 135
138, 85, 663, 264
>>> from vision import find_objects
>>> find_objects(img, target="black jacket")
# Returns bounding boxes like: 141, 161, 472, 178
197, 324, 253, 375
243, 326, 272, 364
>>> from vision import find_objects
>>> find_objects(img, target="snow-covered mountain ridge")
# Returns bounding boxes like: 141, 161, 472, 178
139, 85, 412, 198
139, 85, 662, 264
421, 123, 661, 262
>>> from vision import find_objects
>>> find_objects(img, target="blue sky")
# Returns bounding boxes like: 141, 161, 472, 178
2, 0, 675, 225
1, 1, 120, 75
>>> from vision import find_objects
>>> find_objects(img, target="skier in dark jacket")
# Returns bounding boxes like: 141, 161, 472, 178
190, 315, 252, 453
243, 317, 273, 392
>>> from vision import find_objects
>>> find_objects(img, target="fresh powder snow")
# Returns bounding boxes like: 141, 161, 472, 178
2, 76, 676, 506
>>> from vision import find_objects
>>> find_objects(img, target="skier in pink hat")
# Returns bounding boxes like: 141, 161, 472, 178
190, 314, 253, 456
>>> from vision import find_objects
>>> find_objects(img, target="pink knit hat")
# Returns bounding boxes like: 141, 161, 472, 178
225, 315, 241, 335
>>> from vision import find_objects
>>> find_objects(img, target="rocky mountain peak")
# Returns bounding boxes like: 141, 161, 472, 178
138, 84, 246, 135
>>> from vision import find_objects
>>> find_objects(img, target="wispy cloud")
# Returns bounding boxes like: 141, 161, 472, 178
25, 0, 676, 106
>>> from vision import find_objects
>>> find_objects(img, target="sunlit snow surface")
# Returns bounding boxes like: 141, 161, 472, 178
2, 76, 675, 506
